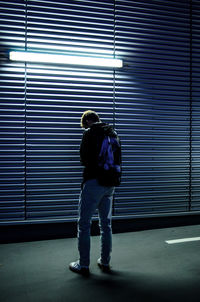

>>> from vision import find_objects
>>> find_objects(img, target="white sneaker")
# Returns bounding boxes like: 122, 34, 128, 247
69, 260, 90, 276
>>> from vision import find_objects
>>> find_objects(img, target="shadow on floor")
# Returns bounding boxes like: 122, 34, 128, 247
60, 268, 200, 302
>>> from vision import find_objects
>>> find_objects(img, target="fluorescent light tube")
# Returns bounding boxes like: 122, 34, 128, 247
9, 51, 123, 68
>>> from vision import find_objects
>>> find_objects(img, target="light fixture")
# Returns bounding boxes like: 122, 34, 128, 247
9, 51, 123, 68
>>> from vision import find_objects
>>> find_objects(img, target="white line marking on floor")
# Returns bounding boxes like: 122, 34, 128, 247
166, 237, 200, 244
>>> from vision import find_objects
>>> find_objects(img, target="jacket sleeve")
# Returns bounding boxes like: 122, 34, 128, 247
80, 130, 90, 166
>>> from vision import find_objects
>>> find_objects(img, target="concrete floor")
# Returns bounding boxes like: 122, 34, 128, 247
1, 224, 200, 302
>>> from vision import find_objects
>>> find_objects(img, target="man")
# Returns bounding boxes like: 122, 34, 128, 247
69, 110, 121, 275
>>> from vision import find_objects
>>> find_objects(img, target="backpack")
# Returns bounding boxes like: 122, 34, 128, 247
97, 135, 121, 187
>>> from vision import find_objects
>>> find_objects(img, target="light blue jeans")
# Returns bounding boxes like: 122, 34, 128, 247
78, 179, 115, 267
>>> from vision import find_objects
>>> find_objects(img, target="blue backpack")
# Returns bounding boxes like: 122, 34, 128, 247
97, 135, 121, 186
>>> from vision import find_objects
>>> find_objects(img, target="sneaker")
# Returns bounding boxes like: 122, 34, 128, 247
69, 261, 90, 276
97, 258, 111, 273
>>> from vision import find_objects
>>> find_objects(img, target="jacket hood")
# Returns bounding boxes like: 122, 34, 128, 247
90, 122, 117, 137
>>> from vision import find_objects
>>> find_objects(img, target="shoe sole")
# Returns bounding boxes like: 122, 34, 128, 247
97, 262, 111, 273
69, 265, 90, 276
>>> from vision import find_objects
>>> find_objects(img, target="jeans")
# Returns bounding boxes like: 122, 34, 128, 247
78, 179, 115, 267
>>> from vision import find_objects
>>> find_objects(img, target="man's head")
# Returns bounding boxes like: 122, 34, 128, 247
81, 110, 100, 129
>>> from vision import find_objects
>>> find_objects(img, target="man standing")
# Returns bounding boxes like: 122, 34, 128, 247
69, 110, 121, 275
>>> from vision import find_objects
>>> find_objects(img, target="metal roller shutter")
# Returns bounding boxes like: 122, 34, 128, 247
114, 0, 191, 217
0, 1, 26, 222
0, 0, 198, 224
191, 0, 200, 211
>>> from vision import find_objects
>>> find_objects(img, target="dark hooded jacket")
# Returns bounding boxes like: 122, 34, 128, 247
80, 122, 121, 184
